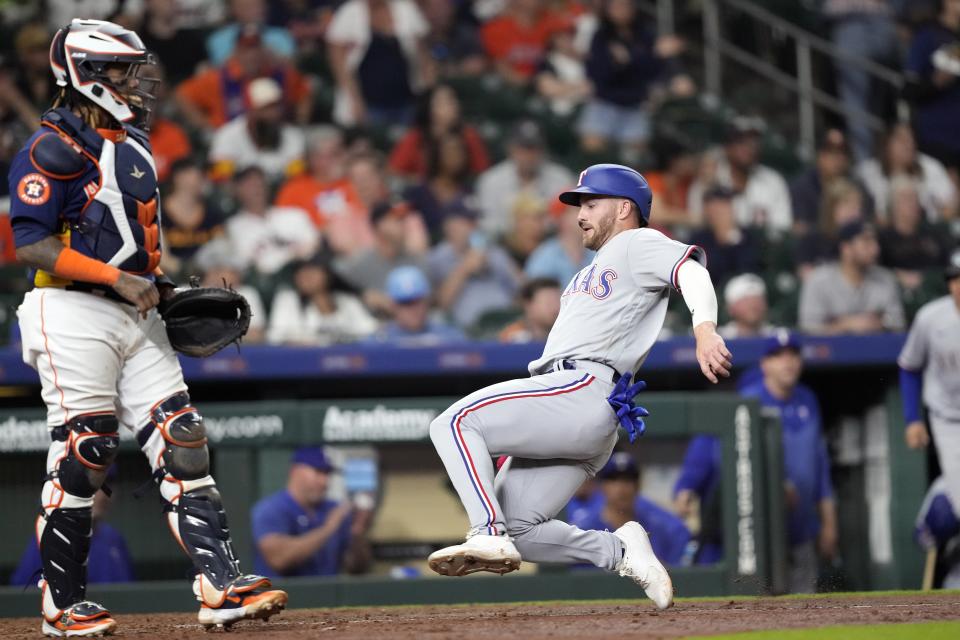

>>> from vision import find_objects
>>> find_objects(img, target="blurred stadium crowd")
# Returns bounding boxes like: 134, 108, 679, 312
0, 0, 956, 347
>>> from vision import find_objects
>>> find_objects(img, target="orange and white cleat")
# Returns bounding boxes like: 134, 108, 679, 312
195, 574, 288, 630
40, 580, 116, 638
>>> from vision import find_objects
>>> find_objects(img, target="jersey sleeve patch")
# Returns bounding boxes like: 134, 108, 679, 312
17, 173, 52, 206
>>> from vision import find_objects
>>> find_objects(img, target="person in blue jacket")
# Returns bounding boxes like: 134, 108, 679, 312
251, 447, 371, 577
675, 332, 838, 591
569, 452, 691, 566
11, 471, 134, 586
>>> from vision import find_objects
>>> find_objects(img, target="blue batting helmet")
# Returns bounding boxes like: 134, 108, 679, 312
558, 163, 653, 222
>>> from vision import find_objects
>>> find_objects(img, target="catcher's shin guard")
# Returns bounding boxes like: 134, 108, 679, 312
38, 414, 119, 611
138, 392, 241, 589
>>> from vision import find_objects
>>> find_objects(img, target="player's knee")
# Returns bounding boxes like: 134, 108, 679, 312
148, 391, 210, 480
52, 413, 120, 498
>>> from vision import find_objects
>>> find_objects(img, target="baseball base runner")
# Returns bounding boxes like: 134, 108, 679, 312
426, 164, 732, 610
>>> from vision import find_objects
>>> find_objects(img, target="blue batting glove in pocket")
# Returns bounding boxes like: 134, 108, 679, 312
606, 373, 650, 443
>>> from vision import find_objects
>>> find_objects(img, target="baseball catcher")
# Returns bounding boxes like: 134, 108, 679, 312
8, 19, 285, 636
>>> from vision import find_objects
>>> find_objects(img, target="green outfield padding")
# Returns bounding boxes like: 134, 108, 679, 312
686, 621, 960, 640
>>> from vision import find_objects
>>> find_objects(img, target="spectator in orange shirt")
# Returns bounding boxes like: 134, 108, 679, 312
175, 24, 312, 131
643, 138, 700, 231
498, 278, 562, 343
480, 0, 572, 85
275, 126, 372, 255
388, 83, 489, 181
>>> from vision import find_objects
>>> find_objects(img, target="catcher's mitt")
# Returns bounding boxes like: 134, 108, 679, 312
158, 285, 251, 358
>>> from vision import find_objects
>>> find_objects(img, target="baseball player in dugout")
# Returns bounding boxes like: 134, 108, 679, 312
427, 164, 732, 610
7, 19, 286, 637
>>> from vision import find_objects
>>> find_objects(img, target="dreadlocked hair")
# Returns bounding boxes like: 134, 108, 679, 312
51, 87, 117, 129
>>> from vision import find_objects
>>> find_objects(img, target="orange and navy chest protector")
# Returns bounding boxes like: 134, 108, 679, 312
8, 107, 161, 293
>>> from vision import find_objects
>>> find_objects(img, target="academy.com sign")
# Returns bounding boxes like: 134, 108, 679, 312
323, 405, 439, 442
0, 413, 284, 452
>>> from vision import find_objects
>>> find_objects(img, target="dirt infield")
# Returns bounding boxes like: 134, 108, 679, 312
7, 593, 960, 639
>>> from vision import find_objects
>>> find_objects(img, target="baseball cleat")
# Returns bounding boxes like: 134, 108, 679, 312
428, 533, 522, 576
41, 601, 117, 637
614, 521, 674, 610
195, 574, 288, 629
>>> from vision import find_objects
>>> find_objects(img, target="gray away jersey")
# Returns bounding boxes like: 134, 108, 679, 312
529, 228, 705, 377
898, 295, 960, 420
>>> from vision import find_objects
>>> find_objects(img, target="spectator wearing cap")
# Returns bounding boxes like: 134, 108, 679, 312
195, 239, 267, 343
427, 205, 521, 330
579, 0, 684, 156
274, 126, 370, 254
335, 201, 429, 314
689, 186, 762, 288
159, 159, 227, 278
789, 128, 874, 235
388, 83, 490, 181
499, 277, 561, 343
719, 274, 776, 339
325, 0, 434, 127
401, 132, 480, 241
420, 0, 486, 77
138, 0, 208, 84
226, 166, 320, 276
856, 123, 958, 224
569, 451, 691, 567
688, 117, 793, 237
11, 465, 134, 585
905, 0, 960, 171
525, 201, 595, 287
207, 0, 296, 65
480, 0, 572, 86
176, 23, 311, 130
367, 265, 465, 345
252, 448, 371, 577
208, 77, 306, 183
879, 175, 950, 294
799, 221, 905, 334
476, 120, 574, 238
742, 333, 837, 593
267, 254, 378, 345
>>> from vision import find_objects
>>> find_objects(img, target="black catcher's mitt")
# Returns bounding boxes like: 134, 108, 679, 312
158, 286, 251, 358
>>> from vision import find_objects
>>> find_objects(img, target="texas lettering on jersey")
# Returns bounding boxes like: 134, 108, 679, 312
562, 264, 618, 300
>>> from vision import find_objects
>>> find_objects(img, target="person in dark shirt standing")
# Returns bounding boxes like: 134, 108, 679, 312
251, 448, 371, 577
906, 0, 960, 171
579, 0, 683, 156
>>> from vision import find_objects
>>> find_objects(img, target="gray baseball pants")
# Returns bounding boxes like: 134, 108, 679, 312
429, 363, 623, 570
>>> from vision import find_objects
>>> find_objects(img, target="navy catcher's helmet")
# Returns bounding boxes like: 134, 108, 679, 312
558, 163, 653, 223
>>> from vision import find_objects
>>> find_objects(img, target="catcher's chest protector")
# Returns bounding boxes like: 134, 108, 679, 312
36, 108, 161, 281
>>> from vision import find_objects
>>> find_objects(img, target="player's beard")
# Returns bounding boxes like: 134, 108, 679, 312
583, 210, 616, 251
